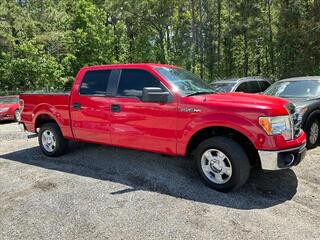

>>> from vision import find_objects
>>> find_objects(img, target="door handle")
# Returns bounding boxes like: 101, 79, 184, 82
73, 102, 81, 110
111, 104, 121, 112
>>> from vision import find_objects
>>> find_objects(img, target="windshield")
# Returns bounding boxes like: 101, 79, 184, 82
0, 97, 19, 104
211, 82, 236, 93
264, 80, 320, 98
154, 67, 212, 96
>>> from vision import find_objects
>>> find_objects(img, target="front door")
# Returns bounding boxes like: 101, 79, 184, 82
70, 69, 111, 144
109, 69, 178, 154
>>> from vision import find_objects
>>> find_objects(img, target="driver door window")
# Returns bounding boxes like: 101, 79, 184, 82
117, 69, 165, 98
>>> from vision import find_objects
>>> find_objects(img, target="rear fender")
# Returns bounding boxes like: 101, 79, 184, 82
32, 103, 72, 139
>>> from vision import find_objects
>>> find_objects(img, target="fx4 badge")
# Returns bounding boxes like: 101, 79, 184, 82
180, 108, 201, 113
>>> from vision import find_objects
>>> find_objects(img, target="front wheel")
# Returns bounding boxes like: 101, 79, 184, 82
306, 119, 320, 149
39, 122, 68, 157
194, 136, 250, 192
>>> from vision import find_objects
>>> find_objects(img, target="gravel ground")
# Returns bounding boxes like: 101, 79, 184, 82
1, 122, 320, 240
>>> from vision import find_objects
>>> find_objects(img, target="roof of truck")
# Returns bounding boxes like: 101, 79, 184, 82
81, 63, 179, 70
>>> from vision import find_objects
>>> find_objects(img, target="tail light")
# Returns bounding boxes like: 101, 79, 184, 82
19, 99, 24, 112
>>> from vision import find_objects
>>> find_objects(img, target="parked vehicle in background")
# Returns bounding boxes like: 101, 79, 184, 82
0, 96, 20, 122
210, 77, 272, 93
264, 77, 320, 149
19, 64, 306, 192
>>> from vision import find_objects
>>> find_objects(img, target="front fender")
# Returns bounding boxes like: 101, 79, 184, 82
303, 109, 320, 129
178, 112, 267, 155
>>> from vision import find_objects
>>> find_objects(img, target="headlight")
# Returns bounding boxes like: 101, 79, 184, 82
0, 107, 9, 113
259, 115, 293, 140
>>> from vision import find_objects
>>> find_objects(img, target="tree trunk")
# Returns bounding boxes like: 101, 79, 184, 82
266, 0, 275, 75
243, 28, 249, 76
199, 0, 204, 78
191, 0, 196, 72
217, 0, 222, 74
125, 20, 134, 62
166, 25, 171, 63
158, 29, 166, 63
256, 40, 261, 75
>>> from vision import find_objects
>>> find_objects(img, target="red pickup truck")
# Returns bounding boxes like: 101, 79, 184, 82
19, 64, 307, 192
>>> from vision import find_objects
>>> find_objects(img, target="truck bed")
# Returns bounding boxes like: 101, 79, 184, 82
19, 93, 74, 139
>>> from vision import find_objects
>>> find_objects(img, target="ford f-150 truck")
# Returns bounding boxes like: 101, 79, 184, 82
19, 64, 307, 192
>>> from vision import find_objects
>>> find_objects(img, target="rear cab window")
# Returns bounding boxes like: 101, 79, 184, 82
79, 70, 111, 95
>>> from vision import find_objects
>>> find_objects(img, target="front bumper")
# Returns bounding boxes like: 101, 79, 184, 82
258, 142, 307, 170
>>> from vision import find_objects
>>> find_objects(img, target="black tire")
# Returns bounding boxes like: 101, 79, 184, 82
194, 136, 250, 192
305, 118, 320, 149
14, 109, 20, 122
38, 122, 68, 157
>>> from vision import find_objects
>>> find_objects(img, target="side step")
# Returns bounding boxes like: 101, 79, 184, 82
27, 133, 38, 139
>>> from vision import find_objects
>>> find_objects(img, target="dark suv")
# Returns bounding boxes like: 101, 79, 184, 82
210, 77, 272, 93
264, 76, 320, 148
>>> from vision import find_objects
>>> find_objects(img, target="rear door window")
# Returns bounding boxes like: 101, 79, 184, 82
79, 70, 111, 95
117, 69, 164, 98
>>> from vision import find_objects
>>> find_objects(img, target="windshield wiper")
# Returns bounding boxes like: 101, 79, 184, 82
186, 91, 214, 97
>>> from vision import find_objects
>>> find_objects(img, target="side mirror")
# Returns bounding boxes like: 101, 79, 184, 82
142, 87, 170, 103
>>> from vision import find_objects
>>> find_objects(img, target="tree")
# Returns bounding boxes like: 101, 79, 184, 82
0, 0, 319, 93
0, 40, 63, 90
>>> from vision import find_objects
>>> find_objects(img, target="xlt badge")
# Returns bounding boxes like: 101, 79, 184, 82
180, 108, 201, 113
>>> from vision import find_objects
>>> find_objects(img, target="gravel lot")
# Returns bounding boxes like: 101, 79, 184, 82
1, 122, 320, 240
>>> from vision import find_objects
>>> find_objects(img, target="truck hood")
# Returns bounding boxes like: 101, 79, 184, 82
188, 92, 289, 115
285, 97, 320, 108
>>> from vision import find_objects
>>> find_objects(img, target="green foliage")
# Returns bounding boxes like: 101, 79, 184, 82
0, 40, 63, 90
66, 0, 114, 74
0, 0, 319, 93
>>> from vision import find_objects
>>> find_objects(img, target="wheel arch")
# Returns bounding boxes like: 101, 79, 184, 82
304, 109, 320, 127
34, 113, 59, 132
185, 126, 260, 167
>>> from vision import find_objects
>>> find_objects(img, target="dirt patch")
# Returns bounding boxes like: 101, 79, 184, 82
0, 162, 9, 168
32, 181, 57, 192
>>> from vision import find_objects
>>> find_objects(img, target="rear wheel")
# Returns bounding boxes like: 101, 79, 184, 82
306, 118, 319, 149
39, 123, 68, 157
194, 136, 250, 192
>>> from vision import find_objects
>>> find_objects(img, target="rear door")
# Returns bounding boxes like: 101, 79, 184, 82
109, 68, 178, 154
70, 69, 112, 144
